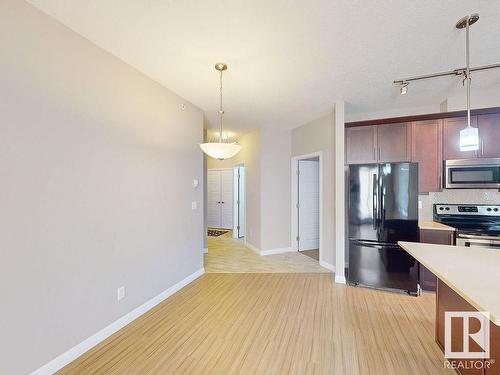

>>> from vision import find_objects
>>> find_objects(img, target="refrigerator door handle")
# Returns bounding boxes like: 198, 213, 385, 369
372, 174, 378, 229
350, 239, 400, 249
379, 175, 385, 231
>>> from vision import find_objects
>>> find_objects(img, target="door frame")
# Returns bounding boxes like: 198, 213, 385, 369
291, 151, 323, 262
232, 164, 245, 239
207, 168, 233, 229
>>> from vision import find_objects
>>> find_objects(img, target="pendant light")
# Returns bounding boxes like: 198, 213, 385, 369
200, 63, 242, 160
458, 14, 479, 151
394, 13, 500, 152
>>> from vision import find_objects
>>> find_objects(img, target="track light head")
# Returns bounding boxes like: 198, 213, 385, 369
400, 82, 409, 95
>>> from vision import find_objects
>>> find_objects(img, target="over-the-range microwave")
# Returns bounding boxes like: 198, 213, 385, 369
444, 158, 500, 189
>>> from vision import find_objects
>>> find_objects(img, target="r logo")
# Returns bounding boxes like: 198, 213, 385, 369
445, 311, 490, 359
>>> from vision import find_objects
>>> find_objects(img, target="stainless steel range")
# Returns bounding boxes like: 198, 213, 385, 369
434, 204, 500, 249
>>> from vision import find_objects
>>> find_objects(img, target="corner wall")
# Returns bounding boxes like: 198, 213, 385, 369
0, 2, 204, 374
291, 112, 336, 266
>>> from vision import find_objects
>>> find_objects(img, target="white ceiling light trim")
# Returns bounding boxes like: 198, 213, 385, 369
200, 63, 242, 160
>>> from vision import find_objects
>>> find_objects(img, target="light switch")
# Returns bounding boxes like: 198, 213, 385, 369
193, 179, 199, 188
191, 201, 198, 210
418, 200, 423, 209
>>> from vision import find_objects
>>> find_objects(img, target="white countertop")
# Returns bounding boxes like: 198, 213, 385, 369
418, 221, 455, 231
398, 241, 500, 326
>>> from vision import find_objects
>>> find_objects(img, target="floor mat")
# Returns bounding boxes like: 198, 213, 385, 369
208, 229, 228, 237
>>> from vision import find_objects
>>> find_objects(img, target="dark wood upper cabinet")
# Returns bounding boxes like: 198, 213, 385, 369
443, 116, 478, 160
478, 113, 500, 158
345, 126, 377, 164
411, 120, 442, 193
346, 123, 410, 164
377, 123, 411, 163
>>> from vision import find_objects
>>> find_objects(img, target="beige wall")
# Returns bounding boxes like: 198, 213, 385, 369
0, 2, 204, 374
260, 128, 292, 251
292, 112, 336, 266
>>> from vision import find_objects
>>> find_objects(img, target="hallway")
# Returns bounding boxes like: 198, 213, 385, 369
204, 232, 329, 273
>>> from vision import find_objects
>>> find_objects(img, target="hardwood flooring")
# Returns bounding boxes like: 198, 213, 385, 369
300, 249, 319, 261
204, 232, 329, 273
58, 273, 452, 375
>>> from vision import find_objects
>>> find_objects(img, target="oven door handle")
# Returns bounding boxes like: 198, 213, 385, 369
458, 234, 500, 241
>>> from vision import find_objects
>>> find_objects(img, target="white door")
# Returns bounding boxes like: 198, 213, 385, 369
220, 169, 234, 229
207, 170, 221, 228
207, 169, 233, 229
298, 160, 320, 251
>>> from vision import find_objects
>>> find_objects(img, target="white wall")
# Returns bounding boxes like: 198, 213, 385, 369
292, 112, 336, 266
0, 2, 204, 374
346, 86, 500, 123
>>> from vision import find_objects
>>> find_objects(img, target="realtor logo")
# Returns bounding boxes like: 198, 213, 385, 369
445, 311, 490, 359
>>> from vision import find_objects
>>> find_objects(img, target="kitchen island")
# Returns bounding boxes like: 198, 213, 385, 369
399, 241, 500, 375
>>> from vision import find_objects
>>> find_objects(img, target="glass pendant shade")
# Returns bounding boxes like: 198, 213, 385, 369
200, 142, 242, 160
459, 126, 479, 151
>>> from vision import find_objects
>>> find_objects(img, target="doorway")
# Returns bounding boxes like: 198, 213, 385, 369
207, 168, 233, 229
291, 153, 322, 263
233, 165, 245, 239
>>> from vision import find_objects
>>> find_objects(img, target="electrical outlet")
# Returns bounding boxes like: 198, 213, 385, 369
117, 286, 125, 301
193, 179, 199, 188
191, 201, 198, 210
418, 200, 423, 209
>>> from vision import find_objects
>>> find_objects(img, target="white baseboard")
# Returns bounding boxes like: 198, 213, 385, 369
245, 242, 294, 256
335, 275, 347, 284
31, 268, 205, 375
260, 247, 293, 256
319, 260, 336, 272
245, 241, 261, 255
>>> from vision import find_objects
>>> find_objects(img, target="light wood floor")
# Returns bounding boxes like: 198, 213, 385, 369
204, 232, 329, 273
300, 249, 319, 261
58, 273, 452, 375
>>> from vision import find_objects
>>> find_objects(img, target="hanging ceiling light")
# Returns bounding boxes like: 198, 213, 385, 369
200, 63, 242, 160
457, 14, 479, 151
393, 13, 500, 152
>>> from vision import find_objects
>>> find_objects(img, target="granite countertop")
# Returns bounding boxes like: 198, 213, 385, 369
398, 241, 500, 326
418, 220, 455, 231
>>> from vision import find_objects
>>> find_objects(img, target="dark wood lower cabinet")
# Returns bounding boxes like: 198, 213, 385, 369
419, 229, 455, 291
437, 280, 500, 375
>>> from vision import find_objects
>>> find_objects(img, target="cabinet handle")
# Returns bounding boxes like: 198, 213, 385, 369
378, 147, 381, 161
373, 147, 376, 160
481, 140, 484, 157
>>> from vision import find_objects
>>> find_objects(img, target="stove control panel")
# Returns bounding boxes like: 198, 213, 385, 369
435, 204, 500, 216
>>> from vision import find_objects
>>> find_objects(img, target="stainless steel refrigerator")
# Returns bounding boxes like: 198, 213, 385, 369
347, 162, 419, 295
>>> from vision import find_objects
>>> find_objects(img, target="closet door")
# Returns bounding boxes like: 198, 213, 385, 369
207, 170, 221, 228
298, 160, 320, 251
220, 170, 234, 229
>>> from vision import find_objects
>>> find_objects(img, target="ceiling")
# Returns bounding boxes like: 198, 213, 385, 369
28, 0, 500, 133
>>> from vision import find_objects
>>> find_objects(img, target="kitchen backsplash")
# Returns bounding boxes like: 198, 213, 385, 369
418, 189, 500, 221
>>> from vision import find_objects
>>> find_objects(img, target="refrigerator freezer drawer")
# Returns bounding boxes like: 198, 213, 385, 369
348, 240, 418, 294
